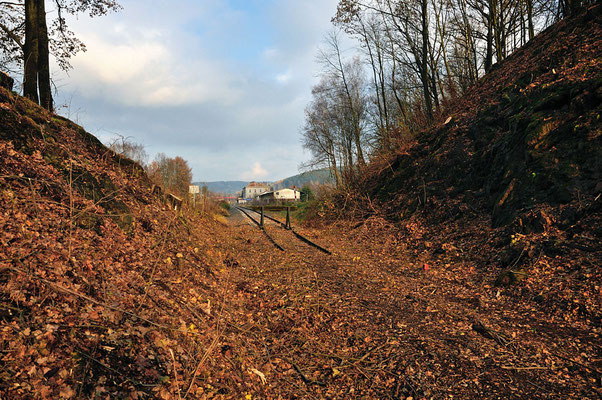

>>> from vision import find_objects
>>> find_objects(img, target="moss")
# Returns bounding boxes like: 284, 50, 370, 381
115, 213, 135, 234
533, 86, 571, 112
74, 213, 104, 235
495, 268, 527, 286
558, 161, 579, 178
552, 184, 573, 203
55, 164, 134, 233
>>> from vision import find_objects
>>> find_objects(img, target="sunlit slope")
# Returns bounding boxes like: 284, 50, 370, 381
0, 86, 225, 398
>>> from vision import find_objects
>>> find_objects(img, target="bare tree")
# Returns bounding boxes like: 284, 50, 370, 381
146, 154, 193, 198
318, 31, 368, 170
109, 136, 148, 166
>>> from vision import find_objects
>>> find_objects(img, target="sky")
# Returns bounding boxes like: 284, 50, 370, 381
53, 0, 342, 182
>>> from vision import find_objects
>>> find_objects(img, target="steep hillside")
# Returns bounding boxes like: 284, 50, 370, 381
370, 5, 601, 227
0, 87, 230, 398
320, 5, 601, 325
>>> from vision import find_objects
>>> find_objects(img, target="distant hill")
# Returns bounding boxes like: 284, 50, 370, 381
192, 181, 248, 195
271, 168, 335, 190
193, 169, 335, 196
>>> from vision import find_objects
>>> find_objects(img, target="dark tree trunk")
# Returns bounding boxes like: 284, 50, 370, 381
485, 0, 494, 72
420, 0, 433, 120
563, 0, 583, 17
526, 0, 535, 40
37, 0, 52, 111
23, 0, 39, 103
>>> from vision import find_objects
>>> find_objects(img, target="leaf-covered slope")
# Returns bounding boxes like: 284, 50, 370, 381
0, 87, 227, 398
319, 5, 602, 332
371, 4, 601, 228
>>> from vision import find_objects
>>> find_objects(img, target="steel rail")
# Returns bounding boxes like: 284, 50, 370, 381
235, 207, 285, 251
239, 206, 332, 255
239, 206, 283, 226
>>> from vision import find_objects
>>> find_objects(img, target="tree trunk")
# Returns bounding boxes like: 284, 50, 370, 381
491, 0, 504, 63
526, 0, 534, 40
485, 0, 494, 72
564, 0, 583, 17
329, 143, 341, 188
362, 23, 386, 136
433, 0, 452, 93
23, 0, 39, 103
420, 0, 433, 120
37, 0, 52, 111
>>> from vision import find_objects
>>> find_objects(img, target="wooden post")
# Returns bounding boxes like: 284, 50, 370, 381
286, 207, 292, 230
260, 206, 264, 228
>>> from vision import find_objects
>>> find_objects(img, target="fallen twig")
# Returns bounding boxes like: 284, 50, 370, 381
8, 265, 205, 337
183, 332, 221, 398
471, 321, 509, 346
290, 361, 326, 387
551, 353, 602, 376
184, 302, 224, 398
169, 349, 182, 400
501, 365, 559, 371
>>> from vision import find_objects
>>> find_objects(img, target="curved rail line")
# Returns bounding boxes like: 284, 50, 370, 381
235, 207, 285, 251
238, 206, 332, 255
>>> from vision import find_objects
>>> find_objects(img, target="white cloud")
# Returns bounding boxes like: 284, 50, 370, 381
52, 0, 342, 181
276, 70, 292, 84
240, 162, 269, 180
66, 31, 243, 107
262, 47, 279, 60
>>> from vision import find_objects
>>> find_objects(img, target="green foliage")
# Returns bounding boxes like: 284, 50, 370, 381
300, 185, 315, 202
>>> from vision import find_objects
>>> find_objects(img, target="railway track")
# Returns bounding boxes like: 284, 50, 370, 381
235, 206, 285, 251
234, 206, 331, 255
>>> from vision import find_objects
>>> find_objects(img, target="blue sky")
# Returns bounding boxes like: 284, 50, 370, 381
52, 0, 343, 182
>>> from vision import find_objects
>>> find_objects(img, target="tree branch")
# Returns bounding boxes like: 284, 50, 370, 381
0, 21, 23, 49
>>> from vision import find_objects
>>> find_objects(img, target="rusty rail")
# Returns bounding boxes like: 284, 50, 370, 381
235, 207, 285, 251
239, 207, 331, 255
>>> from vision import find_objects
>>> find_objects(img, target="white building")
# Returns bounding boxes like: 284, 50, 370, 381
274, 188, 301, 200
242, 182, 270, 198
258, 188, 301, 203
